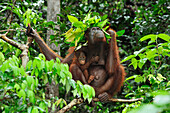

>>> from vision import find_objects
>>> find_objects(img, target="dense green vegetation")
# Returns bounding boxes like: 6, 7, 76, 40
0, 0, 169, 113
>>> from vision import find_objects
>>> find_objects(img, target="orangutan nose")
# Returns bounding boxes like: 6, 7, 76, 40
95, 31, 105, 39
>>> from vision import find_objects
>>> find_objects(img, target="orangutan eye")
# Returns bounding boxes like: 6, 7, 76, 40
92, 27, 96, 31
97, 27, 100, 30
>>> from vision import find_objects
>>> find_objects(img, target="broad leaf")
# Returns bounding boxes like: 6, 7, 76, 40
158, 34, 170, 42
117, 30, 125, 37
140, 34, 156, 42
67, 15, 78, 23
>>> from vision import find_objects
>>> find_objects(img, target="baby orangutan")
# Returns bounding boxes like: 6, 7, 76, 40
78, 52, 99, 83
70, 51, 99, 84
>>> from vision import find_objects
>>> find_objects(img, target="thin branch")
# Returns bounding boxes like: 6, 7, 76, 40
0, 34, 25, 50
0, 29, 26, 33
0, 33, 33, 68
93, 97, 143, 102
57, 97, 143, 113
57, 98, 84, 113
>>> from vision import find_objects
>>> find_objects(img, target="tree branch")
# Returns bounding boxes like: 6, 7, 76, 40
57, 97, 143, 113
0, 29, 26, 33
0, 33, 33, 68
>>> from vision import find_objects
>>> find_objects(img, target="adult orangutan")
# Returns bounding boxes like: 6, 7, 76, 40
26, 24, 126, 102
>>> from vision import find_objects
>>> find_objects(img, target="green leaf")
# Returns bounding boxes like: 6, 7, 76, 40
63, 28, 73, 37
56, 98, 62, 107
101, 14, 108, 21
141, 85, 150, 88
125, 75, 137, 82
121, 55, 135, 63
1, 61, 9, 72
35, 58, 42, 71
17, 104, 27, 111
0, 52, 5, 63
27, 76, 34, 87
73, 21, 86, 28
35, 68, 39, 77
31, 107, 39, 113
14, 84, 20, 91
135, 75, 143, 83
67, 15, 78, 23
18, 89, 26, 100
65, 32, 76, 42
38, 53, 46, 61
27, 90, 35, 104
82, 85, 89, 100
33, 59, 37, 69
117, 30, 125, 37
146, 49, 157, 59
138, 58, 147, 69
27, 107, 32, 113
21, 81, 27, 90
10, 65, 20, 76
20, 66, 26, 76
62, 99, 67, 105
158, 34, 170, 42
167, 81, 170, 87
130, 58, 138, 69
52, 103, 55, 111
26, 60, 32, 71
0, 6, 11, 13
66, 80, 71, 93
39, 102, 46, 112
140, 34, 156, 42
35, 78, 39, 88
33, 18, 36, 25
73, 89, 77, 97
156, 73, 166, 82
97, 19, 108, 28
48, 60, 54, 71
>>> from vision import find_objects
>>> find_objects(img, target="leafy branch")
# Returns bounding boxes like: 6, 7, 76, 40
0, 31, 33, 68
58, 97, 143, 113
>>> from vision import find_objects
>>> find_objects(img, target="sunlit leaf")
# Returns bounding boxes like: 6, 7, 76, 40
73, 21, 86, 28
39, 102, 46, 112
97, 19, 108, 28
27, 76, 34, 87
156, 73, 166, 82
129, 58, 138, 69
117, 30, 125, 37
18, 89, 26, 100
134, 75, 143, 83
158, 34, 170, 42
31, 107, 38, 113
27, 90, 35, 104
67, 15, 78, 23
121, 55, 135, 63
14, 84, 20, 91
140, 34, 156, 42
56, 98, 62, 107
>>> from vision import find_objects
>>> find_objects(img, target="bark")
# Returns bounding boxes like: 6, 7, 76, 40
47, 0, 60, 53
0, 33, 32, 68
46, 0, 60, 112
57, 97, 143, 113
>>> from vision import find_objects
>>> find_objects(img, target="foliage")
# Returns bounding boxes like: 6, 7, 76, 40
121, 33, 170, 113
0, 53, 95, 112
63, 13, 126, 47
0, 0, 169, 113
63, 13, 110, 47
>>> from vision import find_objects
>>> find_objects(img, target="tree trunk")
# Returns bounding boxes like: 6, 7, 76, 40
46, 0, 60, 112
47, 0, 60, 53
